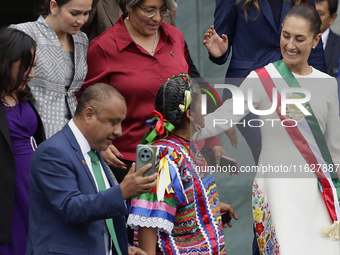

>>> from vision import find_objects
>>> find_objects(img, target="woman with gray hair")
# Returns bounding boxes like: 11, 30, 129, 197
78, 0, 190, 180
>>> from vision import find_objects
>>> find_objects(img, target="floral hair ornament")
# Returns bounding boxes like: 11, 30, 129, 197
141, 110, 175, 145
177, 74, 193, 112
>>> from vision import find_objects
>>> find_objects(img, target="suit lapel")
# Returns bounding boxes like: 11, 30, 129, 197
325, 30, 335, 66
260, 0, 278, 35
62, 125, 98, 192
102, 0, 120, 28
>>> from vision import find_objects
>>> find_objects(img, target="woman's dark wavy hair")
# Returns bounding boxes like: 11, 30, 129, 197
40, 0, 73, 15
155, 75, 199, 131
0, 28, 36, 105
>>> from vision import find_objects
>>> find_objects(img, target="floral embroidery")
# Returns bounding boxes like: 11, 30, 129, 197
257, 238, 265, 250
253, 208, 263, 221
252, 179, 280, 255
255, 222, 264, 235
265, 240, 274, 255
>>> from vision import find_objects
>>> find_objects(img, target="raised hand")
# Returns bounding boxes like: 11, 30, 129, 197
203, 25, 229, 58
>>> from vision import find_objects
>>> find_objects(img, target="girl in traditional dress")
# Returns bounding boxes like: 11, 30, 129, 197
127, 74, 237, 254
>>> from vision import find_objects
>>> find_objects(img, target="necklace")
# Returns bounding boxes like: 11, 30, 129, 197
151, 30, 158, 55
59, 33, 68, 47
172, 133, 190, 143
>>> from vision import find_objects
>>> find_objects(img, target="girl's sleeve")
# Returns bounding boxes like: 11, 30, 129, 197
127, 146, 187, 234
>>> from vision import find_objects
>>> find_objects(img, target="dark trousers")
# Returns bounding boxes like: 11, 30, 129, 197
252, 228, 260, 255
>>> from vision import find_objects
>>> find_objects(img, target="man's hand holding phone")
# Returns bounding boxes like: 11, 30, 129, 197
120, 163, 158, 200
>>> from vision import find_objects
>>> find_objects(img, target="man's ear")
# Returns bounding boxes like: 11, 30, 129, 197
330, 13, 338, 26
83, 106, 96, 124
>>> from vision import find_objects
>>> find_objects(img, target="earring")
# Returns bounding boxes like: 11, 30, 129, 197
195, 123, 202, 133
52, 13, 56, 16
126, 12, 130, 19
313, 46, 316, 49
192, 120, 202, 133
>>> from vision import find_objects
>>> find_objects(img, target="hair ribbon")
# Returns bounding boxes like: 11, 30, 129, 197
142, 110, 175, 144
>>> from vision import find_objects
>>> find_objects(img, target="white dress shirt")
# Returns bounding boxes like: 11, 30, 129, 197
322, 27, 330, 50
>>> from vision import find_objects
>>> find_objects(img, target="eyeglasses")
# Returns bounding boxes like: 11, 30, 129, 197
137, 5, 171, 18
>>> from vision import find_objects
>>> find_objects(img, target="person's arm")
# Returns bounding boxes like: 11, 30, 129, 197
31, 145, 128, 224
138, 227, 158, 255
196, 71, 264, 141
208, 0, 237, 65
127, 146, 182, 250
77, 39, 110, 99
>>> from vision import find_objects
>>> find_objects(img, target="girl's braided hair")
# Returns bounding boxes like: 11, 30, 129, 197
155, 74, 199, 130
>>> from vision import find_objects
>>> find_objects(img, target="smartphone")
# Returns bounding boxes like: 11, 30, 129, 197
220, 155, 239, 175
136, 144, 157, 177
221, 211, 232, 224
208, 151, 239, 175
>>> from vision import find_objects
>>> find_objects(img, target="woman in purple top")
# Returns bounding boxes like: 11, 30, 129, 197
0, 28, 46, 255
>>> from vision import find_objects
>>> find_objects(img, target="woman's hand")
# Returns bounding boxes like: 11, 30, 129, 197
203, 25, 229, 58
100, 144, 127, 169
220, 202, 238, 228
211, 145, 228, 165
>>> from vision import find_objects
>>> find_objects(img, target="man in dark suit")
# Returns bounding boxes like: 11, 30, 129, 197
315, 0, 340, 77
26, 83, 156, 255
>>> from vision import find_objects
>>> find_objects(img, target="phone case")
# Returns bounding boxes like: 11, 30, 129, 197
136, 144, 157, 177
220, 155, 239, 175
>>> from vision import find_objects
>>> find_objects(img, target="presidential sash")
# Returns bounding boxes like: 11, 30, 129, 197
255, 60, 340, 240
